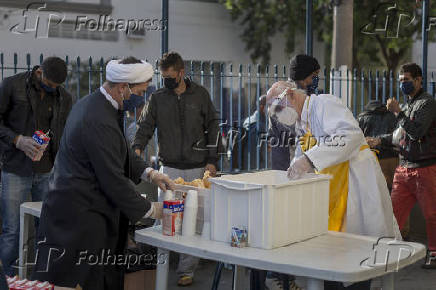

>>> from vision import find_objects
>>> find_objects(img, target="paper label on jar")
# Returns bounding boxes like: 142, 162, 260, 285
162, 200, 184, 236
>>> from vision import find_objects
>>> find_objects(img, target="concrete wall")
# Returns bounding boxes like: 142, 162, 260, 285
0, 0, 326, 70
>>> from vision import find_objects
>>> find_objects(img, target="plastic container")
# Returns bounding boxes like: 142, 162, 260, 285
174, 185, 210, 235
209, 170, 331, 249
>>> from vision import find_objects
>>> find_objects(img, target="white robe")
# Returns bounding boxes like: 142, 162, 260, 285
294, 94, 401, 239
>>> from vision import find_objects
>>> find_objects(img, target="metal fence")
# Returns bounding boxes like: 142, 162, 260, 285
1, 53, 435, 173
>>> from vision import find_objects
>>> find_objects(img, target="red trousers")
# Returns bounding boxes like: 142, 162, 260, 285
391, 163, 436, 251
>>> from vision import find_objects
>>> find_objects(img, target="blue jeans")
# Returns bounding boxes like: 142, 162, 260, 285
0, 171, 50, 276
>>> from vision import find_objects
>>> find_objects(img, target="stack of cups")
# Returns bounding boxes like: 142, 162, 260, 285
201, 194, 211, 240
164, 190, 174, 201
182, 190, 198, 237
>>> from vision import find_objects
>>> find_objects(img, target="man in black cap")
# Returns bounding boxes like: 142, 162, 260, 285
289, 54, 321, 95
0, 57, 72, 276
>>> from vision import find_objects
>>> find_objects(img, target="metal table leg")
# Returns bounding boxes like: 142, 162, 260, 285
211, 262, 224, 290
234, 266, 249, 290
156, 248, 170, 290
306, 278, 324, 290
381, 273, 394, 290
19, 210, 32, 279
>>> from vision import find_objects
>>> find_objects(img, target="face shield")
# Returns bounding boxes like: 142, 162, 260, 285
268, 87, 301, 127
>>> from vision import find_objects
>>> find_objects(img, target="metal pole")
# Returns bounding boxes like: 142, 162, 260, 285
422, 0, 429, 90
306, 0, 313, 56
161, 0, 169, 56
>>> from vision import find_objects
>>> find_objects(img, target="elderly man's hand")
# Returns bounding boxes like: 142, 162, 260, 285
149, 171, 175, 192
386, 98, 401, 115
287, 155, 314, 180
205, 164, 217, 177
366, 137, 381, 148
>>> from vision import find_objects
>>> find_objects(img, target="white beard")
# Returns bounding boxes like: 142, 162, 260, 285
272, 106, 299, 127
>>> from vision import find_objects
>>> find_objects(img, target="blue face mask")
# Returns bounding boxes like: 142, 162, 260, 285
123, 94, 145, 112
122, 99, 133, 112
400, 81, 415, 96
306, 75, 319, 95
40, 81, 57, 93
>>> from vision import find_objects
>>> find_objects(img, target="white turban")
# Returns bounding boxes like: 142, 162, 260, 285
106, 59, 154, 84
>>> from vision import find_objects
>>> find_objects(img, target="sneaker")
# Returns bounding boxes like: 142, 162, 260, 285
177, 275, 193, 287
265, 277, 303, 290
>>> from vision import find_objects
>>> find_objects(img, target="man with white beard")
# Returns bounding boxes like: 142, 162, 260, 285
266, 81, 401, 290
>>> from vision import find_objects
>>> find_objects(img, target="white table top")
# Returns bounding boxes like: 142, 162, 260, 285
20, 201, 42, 218
135, 226, 426, 283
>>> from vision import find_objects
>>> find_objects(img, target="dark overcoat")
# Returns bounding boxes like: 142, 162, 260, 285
33, 90, 151, 289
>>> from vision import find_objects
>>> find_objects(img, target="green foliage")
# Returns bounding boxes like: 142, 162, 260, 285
222, 0, 435, 72
353, 0, 434, 72
221, 0, 333, 65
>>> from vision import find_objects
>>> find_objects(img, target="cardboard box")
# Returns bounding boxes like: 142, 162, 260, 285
124, 270, 156, 290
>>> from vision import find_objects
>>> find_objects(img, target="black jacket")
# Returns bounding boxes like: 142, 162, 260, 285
33, 90, 151, 289
0, 67, 72, 176
358, 100, 398, 159
133, 79, 220, 169
380, 89, 436, 168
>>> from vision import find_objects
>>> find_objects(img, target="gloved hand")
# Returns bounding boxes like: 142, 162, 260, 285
287, 154, 314, 180
149, 170, 175, 192
392, 126, 406, 147
205, 164, 217, 177
150, 202, 163, 220
15, 135, 41, 160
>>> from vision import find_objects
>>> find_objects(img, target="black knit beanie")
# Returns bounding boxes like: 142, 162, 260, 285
289, 54, 320, 81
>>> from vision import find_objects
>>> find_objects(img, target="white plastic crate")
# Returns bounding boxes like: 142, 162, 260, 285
174, 184, 210, 235
209, 170, 331, 249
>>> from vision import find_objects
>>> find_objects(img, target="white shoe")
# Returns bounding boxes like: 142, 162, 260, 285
265, 277, 303, 290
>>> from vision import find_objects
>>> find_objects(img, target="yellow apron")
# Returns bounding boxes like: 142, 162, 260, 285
299, 97, 370, 232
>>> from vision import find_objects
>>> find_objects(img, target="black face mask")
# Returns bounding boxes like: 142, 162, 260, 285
40, 81, 57, 93
164, 77, 179, 90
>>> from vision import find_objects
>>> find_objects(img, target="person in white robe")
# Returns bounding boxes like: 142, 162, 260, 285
267, 81, 401, 239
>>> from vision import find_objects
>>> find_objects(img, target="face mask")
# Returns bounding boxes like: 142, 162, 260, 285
122, 99, 133, 112
400, 81, 414, 95
306, 75, 319, 95
40, 81, 57, 93
164, 76, 179, 90
123, 94, 144, 112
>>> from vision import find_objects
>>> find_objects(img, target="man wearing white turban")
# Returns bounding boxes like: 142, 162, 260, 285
33, 57, 174, 289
